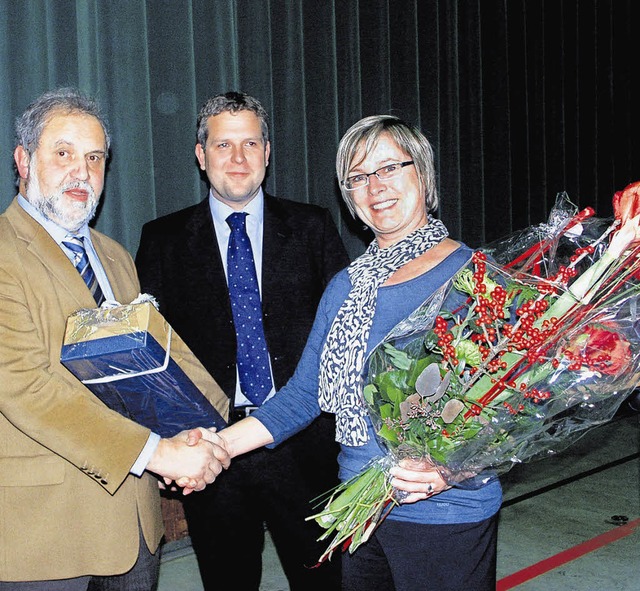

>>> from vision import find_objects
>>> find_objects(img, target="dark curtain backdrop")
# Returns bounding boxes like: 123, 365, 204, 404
0, 0, 637, 259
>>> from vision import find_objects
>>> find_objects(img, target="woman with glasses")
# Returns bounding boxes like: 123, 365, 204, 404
211, 115, 502, 591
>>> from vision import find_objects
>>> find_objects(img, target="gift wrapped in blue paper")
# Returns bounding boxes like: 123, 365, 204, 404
61, 296, 228, 437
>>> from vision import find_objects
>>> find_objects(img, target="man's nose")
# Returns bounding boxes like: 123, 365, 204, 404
231, 146, 246, 163
70, 157, 90, 180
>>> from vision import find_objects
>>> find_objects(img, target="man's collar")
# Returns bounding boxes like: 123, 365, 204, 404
209, 188, 264, 227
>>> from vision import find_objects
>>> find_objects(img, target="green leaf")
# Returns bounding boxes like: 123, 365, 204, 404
378, 423, 399, 444
382, 343, 412, 370
453, 268, 476, 296
455, 340, 482, 367
378, 402, 394, 419
375, 371, 409, 399
386, 386, 405, 405
363, 384, 377, 405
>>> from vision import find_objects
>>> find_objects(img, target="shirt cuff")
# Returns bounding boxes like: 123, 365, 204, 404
131, 432, 161, 476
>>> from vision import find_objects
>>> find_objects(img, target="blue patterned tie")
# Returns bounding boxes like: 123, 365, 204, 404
62, 235, 105, 306
226, 212, 273, 405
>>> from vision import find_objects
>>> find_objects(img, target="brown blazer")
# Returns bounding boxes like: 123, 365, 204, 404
0, 198, 163, 582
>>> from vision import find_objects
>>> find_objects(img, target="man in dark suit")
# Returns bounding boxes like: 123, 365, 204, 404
135, 92, 349, 590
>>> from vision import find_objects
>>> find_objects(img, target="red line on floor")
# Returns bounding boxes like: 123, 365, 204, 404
497, 518, 640, 590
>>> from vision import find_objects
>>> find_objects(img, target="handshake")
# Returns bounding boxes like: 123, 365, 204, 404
146, 427, 231, 494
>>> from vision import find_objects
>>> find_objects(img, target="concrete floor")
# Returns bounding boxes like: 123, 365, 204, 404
157, 411, 640, 590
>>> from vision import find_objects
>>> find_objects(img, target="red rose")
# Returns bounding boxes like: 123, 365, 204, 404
610, 181, 640, 279
613, 181, 640, 242
564, 324, 631, 375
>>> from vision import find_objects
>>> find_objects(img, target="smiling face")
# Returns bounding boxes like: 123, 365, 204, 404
195, 110, 270, 210
14, 111, 107, 232
348, 133, 428, 248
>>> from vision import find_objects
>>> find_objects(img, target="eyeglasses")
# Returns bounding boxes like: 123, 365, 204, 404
342, 161, 414, 191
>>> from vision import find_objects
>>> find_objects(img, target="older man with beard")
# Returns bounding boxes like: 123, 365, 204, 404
0, 88, 229, 591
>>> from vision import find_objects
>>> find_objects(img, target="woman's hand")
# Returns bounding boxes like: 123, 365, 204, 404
174, 418, 274, 494
172, 427, 231, 494
388, 458, 450, 504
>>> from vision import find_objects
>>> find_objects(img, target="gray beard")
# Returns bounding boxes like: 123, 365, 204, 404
26, 171, 99, 232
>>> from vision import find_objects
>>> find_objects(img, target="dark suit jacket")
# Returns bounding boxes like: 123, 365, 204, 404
135, 194, 350, 409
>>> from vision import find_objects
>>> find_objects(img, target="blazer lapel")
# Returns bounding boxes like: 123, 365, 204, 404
89, 231, 137, 305
186, 199, 231, 311
7, 199, 96, 309
95, 242, 123, 302
262, 195, 293, 309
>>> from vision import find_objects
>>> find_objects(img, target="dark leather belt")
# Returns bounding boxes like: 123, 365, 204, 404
229, 405, 259, 423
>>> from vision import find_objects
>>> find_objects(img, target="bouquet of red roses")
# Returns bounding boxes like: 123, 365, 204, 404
307, 182, 640, 563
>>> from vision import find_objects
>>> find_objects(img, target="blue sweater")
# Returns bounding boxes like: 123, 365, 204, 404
253, 245, 502, 524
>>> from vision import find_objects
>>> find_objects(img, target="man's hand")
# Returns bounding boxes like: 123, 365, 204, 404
172, 427, 231, 493
146, 428, 230, 495
173, 417, 274, 493
184, 426, 227, 446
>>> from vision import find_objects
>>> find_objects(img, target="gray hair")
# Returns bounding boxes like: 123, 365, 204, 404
336, 115, 438, 216
15, 87, 111, 154
196, 91, 270, 148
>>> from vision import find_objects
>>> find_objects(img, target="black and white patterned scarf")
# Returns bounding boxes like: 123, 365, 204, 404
318, 217, 449, 446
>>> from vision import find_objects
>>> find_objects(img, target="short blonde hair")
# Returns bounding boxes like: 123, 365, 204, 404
336, 115, 438, 216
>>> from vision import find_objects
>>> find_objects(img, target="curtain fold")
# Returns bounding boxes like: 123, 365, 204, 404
0, 0, 637, 259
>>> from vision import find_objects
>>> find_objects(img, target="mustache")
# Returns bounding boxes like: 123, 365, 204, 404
60, 180, 97, 201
